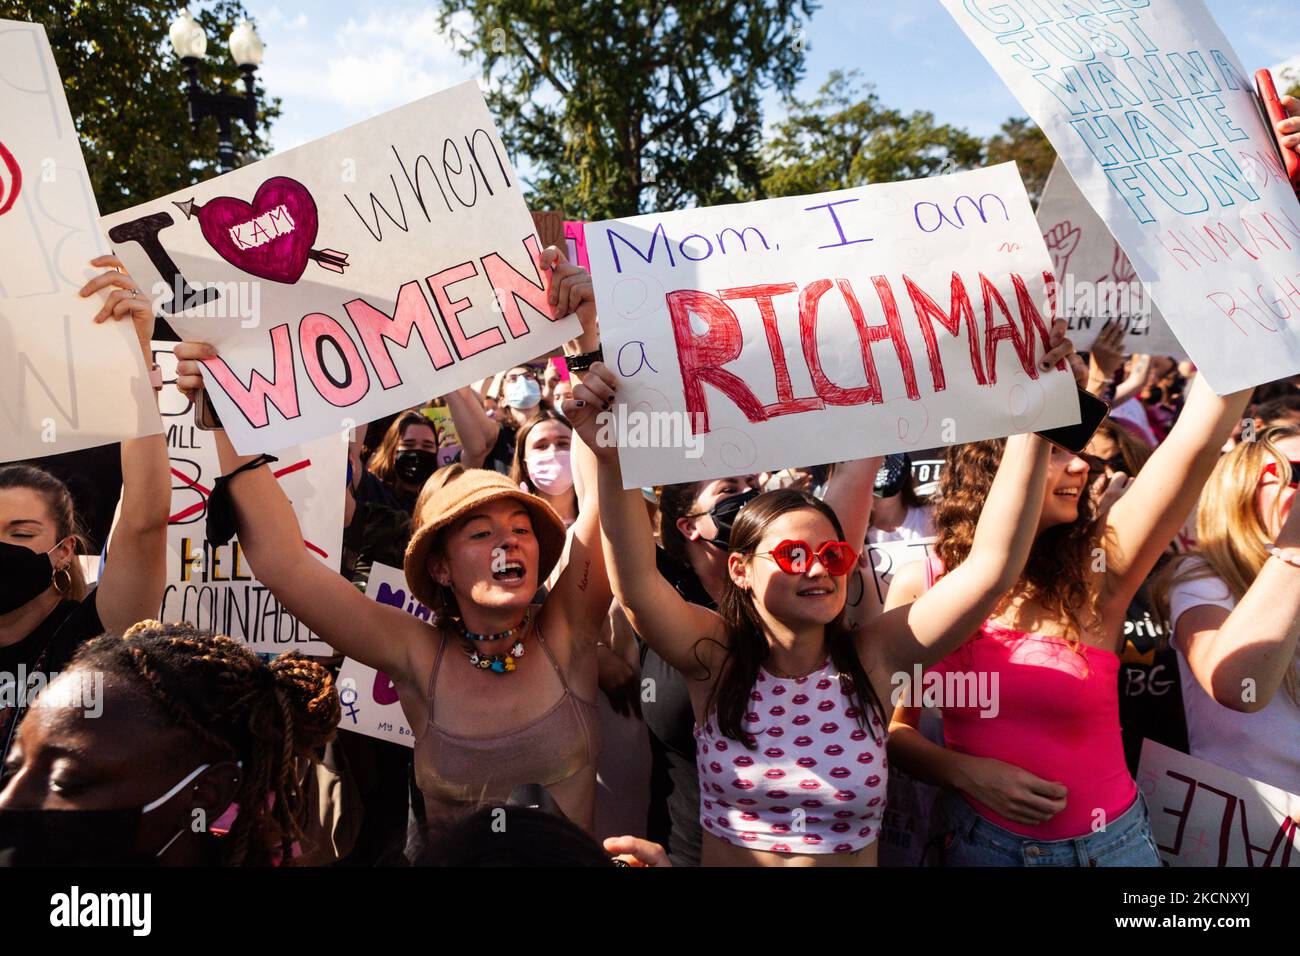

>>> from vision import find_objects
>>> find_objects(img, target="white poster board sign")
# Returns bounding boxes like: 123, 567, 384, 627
156, 343, 343, 655
0, 19, 160, 462
1037, 159, 1185, 357
944, 0, 1300, 394
864, 535, 938, 606
586, 163, 1079, 488
1138, 738, 1299, 867
101, 81, 581, 454
336, 563, 421, 748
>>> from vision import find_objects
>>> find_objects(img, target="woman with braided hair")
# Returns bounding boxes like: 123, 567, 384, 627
0, 621, 339, 866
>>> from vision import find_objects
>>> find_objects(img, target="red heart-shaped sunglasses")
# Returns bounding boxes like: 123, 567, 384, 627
755, 539, 859, 576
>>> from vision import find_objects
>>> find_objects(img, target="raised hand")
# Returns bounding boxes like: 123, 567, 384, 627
172, 340, 217, 403
539, 244, 598, 350
80, 255, 156, 352
1089, 319, 1126, 381
562, 361, 618, 460
1041, 317, 1087, 388
1277, 94, 1299, 151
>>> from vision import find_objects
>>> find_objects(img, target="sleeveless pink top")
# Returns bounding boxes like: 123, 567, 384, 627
694, 658, 887, 854
923, 558, 1136, 840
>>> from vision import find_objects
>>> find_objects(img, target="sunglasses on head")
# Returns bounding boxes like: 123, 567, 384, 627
1262, 460, 1300, 487
755, 539, 858, 576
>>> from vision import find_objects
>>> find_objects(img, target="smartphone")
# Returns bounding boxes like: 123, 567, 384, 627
1035, 387, 1110, 455
194, 388, 223, 430
1255, 69, 1300, 187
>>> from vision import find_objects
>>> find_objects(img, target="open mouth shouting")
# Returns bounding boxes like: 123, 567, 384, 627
492, 558, 528, 584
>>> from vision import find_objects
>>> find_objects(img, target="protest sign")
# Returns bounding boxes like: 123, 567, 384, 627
0, 19, 160, 462
564, 220, 591, 269
1138, 738, 1299, 866
336, 563, 421, 748
1037, 159, 1185, 357
155, 343, 343, 655
944, 0, 1300, 394
101, 81, 582, 454
531, 210, 567, 251
585, 163, 1079, 488
864, 535, 937, 606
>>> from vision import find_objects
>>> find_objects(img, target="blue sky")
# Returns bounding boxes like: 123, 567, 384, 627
233, 1, 1298, 155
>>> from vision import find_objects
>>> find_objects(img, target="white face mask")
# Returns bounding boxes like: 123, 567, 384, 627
143, 760, 240, 858
143, 762, 211, 858
526, 448, 574, 496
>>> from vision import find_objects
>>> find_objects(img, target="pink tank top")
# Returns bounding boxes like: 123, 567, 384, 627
694, 659, 887, 855
922, 558, 1136, 840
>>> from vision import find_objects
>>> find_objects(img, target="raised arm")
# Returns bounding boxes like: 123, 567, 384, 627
1101, 374, 1251, 609
537, 246, 613, 641
79, 256, 170, 633
871, 432, 1051, 672
444, 386, 499, 467
568, 365, 724, 678
821, 456, 882, 556
172, 344, 418, 678
1175, 503, 1300, 712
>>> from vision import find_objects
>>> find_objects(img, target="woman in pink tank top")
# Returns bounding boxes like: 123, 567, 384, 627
887, 374, 1252, 866
576, 325, 1085, 866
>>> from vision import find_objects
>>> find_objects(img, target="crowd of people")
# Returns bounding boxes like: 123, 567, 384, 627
2, 102, 1299, 870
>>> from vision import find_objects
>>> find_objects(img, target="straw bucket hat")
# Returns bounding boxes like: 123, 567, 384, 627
403, 465, 567, 612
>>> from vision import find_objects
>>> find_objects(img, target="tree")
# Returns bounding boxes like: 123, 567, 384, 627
1, 0, 280, 213
984, 116, 1057, 205
437, 0, 817, 219
761, 70, 985, 197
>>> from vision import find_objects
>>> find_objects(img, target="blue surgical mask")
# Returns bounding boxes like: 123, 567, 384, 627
504, 377, 542, 410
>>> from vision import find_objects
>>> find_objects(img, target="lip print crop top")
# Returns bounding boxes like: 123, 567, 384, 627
693, 658, 887, 855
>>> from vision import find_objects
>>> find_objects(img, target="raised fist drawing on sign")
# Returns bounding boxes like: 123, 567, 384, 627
1042, 220, 1081, 283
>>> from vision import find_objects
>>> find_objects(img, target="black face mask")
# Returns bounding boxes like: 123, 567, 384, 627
873, 454, 909, 499
395, 449, 438, 486
0, 540, 56, 615
0, 807, 155, 867
698, 489, 760, 550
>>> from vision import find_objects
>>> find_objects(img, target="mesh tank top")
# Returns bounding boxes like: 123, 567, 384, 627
414, 620, 601, 811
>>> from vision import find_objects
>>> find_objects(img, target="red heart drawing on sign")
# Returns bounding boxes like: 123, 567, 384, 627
180, 176, 320, 284
372, 670, 401, 706
0, 141, 21, 216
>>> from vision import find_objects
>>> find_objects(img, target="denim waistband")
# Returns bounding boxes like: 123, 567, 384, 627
940, 788, 1158, 867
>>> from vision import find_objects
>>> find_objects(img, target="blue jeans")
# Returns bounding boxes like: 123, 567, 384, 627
934, 789, 1162, 867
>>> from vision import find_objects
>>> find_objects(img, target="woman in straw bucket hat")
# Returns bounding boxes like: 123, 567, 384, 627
171, 246, 615, 840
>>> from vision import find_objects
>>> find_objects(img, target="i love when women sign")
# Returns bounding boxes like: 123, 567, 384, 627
100, 81, 582, 454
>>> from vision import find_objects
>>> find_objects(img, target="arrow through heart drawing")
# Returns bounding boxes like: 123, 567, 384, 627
174, 176, 348, 284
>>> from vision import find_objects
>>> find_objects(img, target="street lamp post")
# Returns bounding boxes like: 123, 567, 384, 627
169, 12, 265, 174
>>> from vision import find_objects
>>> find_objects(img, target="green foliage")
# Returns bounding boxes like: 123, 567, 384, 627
1, 0, 280, 213
984, 116, 1057, 205
437, 0, 817, 219
761, 70, 985, 197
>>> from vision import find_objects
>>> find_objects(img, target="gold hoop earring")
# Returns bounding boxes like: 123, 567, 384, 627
51, 565, 73, 594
